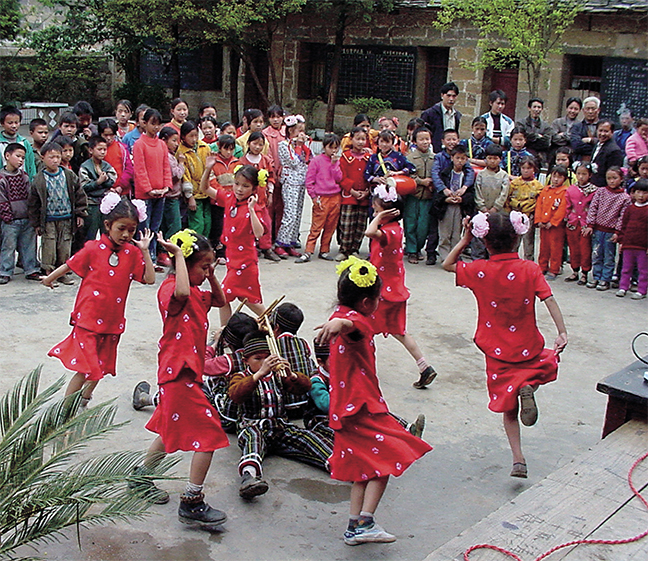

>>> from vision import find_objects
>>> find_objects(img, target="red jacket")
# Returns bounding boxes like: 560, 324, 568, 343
339, 150, 370, 207
618, 203, 648, 251
133, 134, 171, 199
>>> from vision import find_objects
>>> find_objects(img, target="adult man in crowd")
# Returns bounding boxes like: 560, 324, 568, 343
570, 96, 601, 161
481, 90, 515, 148
421, 82, 462, 153
516, 97, 554, 167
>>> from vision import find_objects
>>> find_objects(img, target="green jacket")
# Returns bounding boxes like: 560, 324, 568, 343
0, 132, 37, 180
406, 148, 435, 200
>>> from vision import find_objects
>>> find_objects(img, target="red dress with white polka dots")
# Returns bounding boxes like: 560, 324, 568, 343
369, 221, 410, 336
328, 306, 432, 482
145, 276, 229, 454
456, 253, 559, 413
48, 235, 147, 381
213, 189, 264, 304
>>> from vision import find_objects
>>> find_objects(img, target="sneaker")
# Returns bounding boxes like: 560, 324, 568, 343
286, 247, 301, 258
178, 495, 227, 527
412, 365, 437, 389
611, 275, 619, 289
25, 272, 42, 281
239, 472, 269, 499
128, 466, 170, 504
519, 385, 538, 427
616, 289, 626, 298
58, 274, 75, 285
318, 252, 334, 261
596, 281, 610, 291
261, 248, 281, 262
586, 280, 598, 289
353, 522, 396, 544
344, 528, 359, 546
630, 282, 638, 292
132, 381, 151, 411
408, 413, 426, 438
631, 292, 646, 300
0, 276, 10, 285
335, 252, 347, 262
425, 256, 436, 266
295, 252, 311, 263
407, 253, 419, 264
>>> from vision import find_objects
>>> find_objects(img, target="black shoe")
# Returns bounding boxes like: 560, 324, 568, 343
0, 276, 10, 285
425, 256, 436, 266
178, 494, 227, 527
262, 248, 281, 262
132, 381, 151, 411
413, 365, 437, 389
239, 472, 269, 499
128, 466, 170, 504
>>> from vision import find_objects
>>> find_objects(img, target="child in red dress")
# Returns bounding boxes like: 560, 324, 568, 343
316, 257, 432, 546
443, 212, 568, 479
200, 161, 266, 325
43, 193, 155, 407
140, 229, 230, 527
366, 184, 437, 389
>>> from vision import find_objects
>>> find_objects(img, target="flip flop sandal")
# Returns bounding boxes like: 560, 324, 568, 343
510, 462, 528, 478
519, 385, 538, 426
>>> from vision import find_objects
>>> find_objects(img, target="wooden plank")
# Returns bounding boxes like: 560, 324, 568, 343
424, 420, 648, 561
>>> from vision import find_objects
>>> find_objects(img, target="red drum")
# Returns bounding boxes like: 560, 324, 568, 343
385, 175, 416, 196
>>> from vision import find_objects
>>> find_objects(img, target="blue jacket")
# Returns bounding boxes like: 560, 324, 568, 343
432, 150, 475, 192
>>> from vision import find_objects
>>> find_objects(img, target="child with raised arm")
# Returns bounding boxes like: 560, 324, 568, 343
200, 161, 266, 324
43, 194, 154, 406
136, 229, 230, 528
443, 212, 567, 479
315, 258, 432, 545
366, 186, 438, 389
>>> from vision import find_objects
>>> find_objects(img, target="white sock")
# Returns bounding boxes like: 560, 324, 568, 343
416, 358, 429, 373
185, 482, 203, 497
242, 465, 258, 477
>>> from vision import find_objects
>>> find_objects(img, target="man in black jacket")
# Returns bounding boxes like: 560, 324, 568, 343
421, 82, 462, 153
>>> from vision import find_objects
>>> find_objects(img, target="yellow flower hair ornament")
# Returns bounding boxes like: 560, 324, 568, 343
336, 255, 378, 288
169, 229, 198, 258
233, 164, 243, 175
257, 169, 268, 188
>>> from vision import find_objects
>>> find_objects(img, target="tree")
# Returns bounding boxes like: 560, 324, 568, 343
311, 0, 395, 131
0, 0, 21, 41
434, 0, 585, 98
0, 367, 176, 559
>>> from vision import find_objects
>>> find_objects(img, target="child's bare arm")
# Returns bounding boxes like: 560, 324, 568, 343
133, 228, 156, 284
542, 295, 568, 354
314, 318, 354, 344
248, 196, 264, 239
199, 156, 218, 199
207, 263, 226, 308
442, 217, 472, 272
41, 264, 71, 288
157, 233, 190, 300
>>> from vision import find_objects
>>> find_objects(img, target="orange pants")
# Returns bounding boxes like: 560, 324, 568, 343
305, 194, 341, 254
538, 225, 565, 275
566, 224, 592, 272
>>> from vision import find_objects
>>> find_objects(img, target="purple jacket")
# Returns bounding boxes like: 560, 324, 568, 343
305, 153, 342, 198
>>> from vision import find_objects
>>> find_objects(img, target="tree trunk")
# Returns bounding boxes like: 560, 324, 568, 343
170, 24, 181, 99
266, 24, 282, 104
230, 47, 240, 125
325, 11, 347, 132
233, 44, 271, 109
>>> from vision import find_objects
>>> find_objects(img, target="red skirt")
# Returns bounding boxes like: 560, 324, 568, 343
146, 369, 230, 454
371, 299, 407, 336
222, 262, 262, 304
485, 348, 559, 413
330, 409, 432, 482
48, 326, 120, 381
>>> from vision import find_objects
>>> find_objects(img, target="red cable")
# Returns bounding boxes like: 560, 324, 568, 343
464, 451, 648, 561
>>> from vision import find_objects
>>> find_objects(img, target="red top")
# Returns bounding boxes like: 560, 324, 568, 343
456, 253, 552, 363
208, 154, 239, 192
618, 203, 648, 251
238, 153, 275, 207
534, 184, 568, 227
339, 150, 370, 207
328, 306, 389, 430
214, 189, 264, 270
67, 234, 147, 334
156, 275, 212, 384
565, 184, 595, 228
133, 134, 172, 199
370, 221, 410, 302
105, 140, 134, 196
263, 125, 285, 178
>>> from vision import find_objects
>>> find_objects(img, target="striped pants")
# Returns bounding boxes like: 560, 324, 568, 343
237, 417, 333, 476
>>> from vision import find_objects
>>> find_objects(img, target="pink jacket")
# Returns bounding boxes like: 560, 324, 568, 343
133, 134, 172, 199
565, 184, 595, 228
305, 153, 342, 198
625, 131, 647, 164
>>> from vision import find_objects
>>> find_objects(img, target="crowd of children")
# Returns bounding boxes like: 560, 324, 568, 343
0, 88, 645, 546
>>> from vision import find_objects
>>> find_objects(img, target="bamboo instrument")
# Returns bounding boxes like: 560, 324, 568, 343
257, 295, 287, 378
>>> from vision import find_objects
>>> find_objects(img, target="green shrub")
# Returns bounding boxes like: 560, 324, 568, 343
114, 83, 170, 116
347, 97, 392, 123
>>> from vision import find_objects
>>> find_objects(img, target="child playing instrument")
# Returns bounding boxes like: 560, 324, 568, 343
200, 161, 266, 324
366, 186, 438, 389
229, 331, 333, 500
300, 133, 342, 262
535, 165, 569, 280
443, 212, 568, 479
502, 128, 533, 178
43, 194, 154, 406
615, 179, 648, 299
137, 229, 230, 528
364, 130, 416, 188
315, 257, 432, 545
506, 156, 543, 261
583, 166, 631, 291
460, 116, 493, 169
337, 127, 371, 261
564, 163, 597, 285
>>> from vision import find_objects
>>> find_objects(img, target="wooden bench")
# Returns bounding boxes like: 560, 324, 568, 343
424, 419, 648, 561
596, 355, 648, 438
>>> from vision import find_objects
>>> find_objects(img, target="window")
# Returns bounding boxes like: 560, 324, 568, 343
570, 55, 602, 92
140, 44, 223, 91
298, 43, 417, 110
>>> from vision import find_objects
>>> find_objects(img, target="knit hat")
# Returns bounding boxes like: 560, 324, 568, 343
270, 302, 304, 334
242, 330, 271, 357
313, 341, 330, 361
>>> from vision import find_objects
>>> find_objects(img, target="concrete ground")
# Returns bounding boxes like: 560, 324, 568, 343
1, 211, 646, 561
